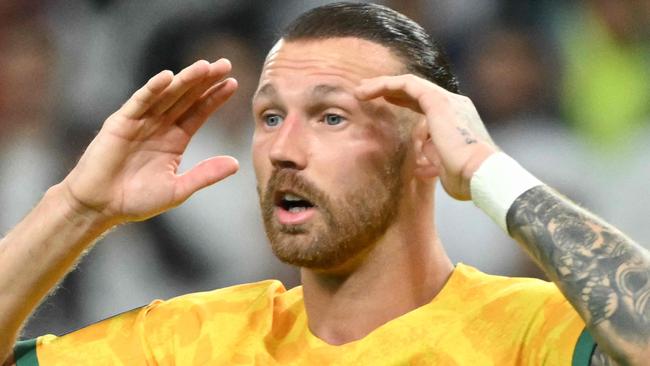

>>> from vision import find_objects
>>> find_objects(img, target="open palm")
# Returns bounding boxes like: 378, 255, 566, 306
355, 74, 497, 200
62, 59, 240, 224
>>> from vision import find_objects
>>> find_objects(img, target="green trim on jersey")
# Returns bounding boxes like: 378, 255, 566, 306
15, 339, 39, 366
572, 329, 597, 366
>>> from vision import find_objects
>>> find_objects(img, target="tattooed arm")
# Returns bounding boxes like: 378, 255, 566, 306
507, 186, 650, 365
354, 73, 649, 363
591, 347, 618, 366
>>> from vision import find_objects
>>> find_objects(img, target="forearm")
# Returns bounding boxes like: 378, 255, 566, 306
0, 183, 112, 361
507, 185, 650, 364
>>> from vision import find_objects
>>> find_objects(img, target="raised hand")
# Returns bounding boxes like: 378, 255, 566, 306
355, 74, 498, 200
61, 59, 240, 226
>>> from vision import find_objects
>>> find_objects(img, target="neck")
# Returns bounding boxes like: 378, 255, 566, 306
300, 191, 453, 345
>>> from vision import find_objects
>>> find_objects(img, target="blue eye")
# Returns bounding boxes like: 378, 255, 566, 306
264, 114, 284, 127
324, 114, 344, 126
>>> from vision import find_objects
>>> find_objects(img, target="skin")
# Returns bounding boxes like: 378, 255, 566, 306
0, 36, 647, 364
253, 38, 411, 271
252, 38, 455, 344
508, 187, 650, 365
0, 59, 240, 363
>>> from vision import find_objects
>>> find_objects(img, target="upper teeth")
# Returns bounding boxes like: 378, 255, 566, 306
284, 194, 304, 201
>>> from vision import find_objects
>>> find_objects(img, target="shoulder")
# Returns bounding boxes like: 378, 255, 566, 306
453, 263, 562, 299
449, 264, 577, 322
20, 281, 303, 365
165, 279, 289, 303
448, 264, 589, 364
137, 279, 303, 350
146, 279, 295, 316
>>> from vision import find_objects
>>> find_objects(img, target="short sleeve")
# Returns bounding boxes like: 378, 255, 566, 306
15, 280, 286, 365
521, 288, 596, 365
14, 338, 38, 366
15, 305, 154, 366
572, 329, 597, 366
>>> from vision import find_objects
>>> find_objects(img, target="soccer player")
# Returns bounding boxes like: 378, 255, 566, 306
1, 3, 649, 365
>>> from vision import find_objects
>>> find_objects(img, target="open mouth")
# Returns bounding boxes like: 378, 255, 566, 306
272, 190, 318, 225
276, 192, 316, 212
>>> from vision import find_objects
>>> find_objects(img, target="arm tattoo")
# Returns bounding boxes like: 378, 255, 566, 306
456, 127, 477, 144
507, 186, 650, 359
590, 346, 616, 366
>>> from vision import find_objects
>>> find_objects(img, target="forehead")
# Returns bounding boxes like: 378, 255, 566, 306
255, 37, 404, 96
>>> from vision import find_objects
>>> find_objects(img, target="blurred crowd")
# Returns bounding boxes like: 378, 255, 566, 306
1, 0, 649, 338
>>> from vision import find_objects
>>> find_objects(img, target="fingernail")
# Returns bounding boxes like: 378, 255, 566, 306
217, 58, 232, 68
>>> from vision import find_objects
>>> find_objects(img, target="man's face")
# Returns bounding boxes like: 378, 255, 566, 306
251, 37, 409, 270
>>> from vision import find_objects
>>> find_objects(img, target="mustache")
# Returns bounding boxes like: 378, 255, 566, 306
262, 169, 329, 208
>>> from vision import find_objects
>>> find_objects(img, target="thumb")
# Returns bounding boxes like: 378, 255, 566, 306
174, 156, 239, 202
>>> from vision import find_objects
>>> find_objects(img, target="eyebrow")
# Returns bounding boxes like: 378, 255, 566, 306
253, 84, 277, 101
310, 84, 347, 98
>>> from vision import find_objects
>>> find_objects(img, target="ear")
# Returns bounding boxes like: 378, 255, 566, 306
412, 119, 440, 178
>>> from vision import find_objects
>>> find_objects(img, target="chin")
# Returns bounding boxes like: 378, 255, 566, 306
267, 229, 374, 272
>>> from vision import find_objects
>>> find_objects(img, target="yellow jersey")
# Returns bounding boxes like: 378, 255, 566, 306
15, 264, 595, 365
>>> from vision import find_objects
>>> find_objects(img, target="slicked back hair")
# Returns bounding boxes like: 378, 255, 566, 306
281, 2, 460, 94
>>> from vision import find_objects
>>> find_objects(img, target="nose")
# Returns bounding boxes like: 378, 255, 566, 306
268, 113, 308, 170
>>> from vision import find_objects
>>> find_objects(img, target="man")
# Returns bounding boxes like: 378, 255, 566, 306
1, 3, 648, 365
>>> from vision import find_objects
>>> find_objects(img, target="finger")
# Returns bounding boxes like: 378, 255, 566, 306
355, 75, 444, 114
149, 59, 212, 116
174, 156, 239, 202
164, 59, 232, 123
177, 78, 238, 137
120, 70, 174, 119
355, 75, 424, 107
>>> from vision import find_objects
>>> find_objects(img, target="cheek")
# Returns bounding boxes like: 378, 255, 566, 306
251, 134, 270, 187
315, 131, 396, 188
349, 124, 401, 174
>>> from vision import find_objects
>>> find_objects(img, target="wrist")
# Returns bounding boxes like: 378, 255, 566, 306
470, 152, 543, 233
47, 183, 117, 234
450, 143, 498, 200
460, 143, 499, 186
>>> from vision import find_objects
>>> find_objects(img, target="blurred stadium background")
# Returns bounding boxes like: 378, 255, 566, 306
1, 0, 649, 339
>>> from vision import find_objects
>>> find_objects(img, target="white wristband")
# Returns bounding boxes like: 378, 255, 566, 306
470, 152, 543, 233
